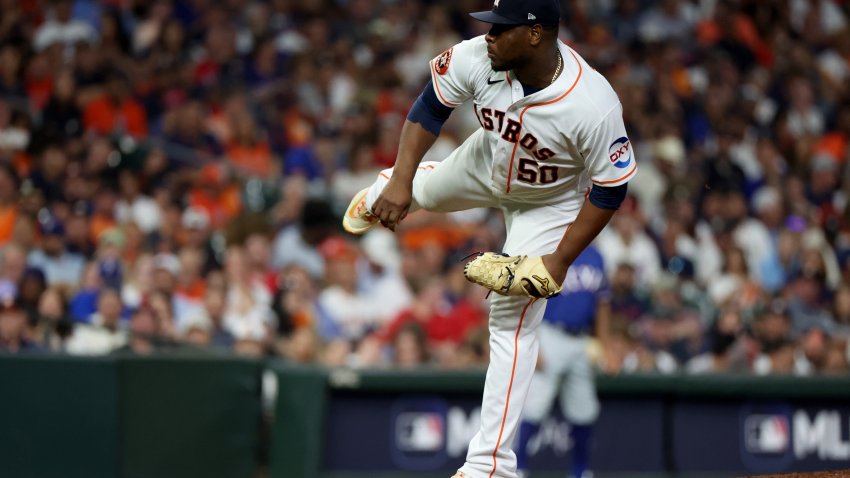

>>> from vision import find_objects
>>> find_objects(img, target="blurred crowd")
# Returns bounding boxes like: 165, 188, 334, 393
1, 0, 850, 376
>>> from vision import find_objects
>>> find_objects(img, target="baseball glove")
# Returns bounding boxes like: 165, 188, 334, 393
463, 253, 563, 298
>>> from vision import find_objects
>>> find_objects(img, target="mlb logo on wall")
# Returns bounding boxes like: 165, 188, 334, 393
739, 403, 795, 473
391, 397, 449, 470
396, 412, 445, 452
745, 415, 790, 454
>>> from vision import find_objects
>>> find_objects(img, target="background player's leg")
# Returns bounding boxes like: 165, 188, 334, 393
364, 129, 496, 213
561, 336, 600, 478
569, 425, 592, 478
460, 204, 576, 478
514, 422, 537, 478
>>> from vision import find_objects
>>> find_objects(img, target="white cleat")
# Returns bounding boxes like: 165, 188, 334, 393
342, 187, 378, 235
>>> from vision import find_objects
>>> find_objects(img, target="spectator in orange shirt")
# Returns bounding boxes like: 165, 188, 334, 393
186, 163, 242, 230
175, 247, 206, 303
226, 112, 277, 178
89, 185, 118, 244
0, 164, 18, 246
24, 53, 54, 112
83, 70, 148, 138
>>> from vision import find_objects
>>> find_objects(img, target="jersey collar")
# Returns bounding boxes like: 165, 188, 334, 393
507, 41, 581, 107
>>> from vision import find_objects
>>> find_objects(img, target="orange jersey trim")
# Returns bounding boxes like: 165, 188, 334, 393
591, 163, 637, 185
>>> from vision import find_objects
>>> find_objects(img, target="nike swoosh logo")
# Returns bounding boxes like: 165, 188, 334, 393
487, 78, 504, 85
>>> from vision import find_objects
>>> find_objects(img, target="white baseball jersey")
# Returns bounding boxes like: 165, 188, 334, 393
429, 35, 636, 213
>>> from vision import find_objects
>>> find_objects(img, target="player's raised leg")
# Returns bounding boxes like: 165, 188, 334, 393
343, 129, 495, 235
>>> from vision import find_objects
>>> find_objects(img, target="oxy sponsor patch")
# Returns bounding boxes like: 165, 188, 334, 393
608, 137, 631, 169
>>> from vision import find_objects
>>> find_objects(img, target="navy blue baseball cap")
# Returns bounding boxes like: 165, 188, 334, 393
470, 0, 561, 26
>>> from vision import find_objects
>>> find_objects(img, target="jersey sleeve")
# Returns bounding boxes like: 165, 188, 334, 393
583, 105, 638, 187
428, 38, 480, 107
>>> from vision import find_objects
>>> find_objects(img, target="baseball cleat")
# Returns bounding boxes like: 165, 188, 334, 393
342, 187, 378, 235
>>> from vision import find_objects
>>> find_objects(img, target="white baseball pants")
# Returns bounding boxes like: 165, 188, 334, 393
364, 128, 577, 478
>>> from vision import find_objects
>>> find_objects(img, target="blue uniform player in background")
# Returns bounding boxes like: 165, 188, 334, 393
515, 245, 610, 478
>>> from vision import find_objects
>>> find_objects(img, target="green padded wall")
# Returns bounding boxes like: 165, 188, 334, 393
0, 356, 119, 478
118, 355, 261, 478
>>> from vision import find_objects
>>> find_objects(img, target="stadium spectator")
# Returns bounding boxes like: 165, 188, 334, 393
638, 275, 704, 366
786, 269, 835, 334
609, 263, 650, 324
0, 165, 18, 239
222, 246, 274, 344
18, 267, 47, 321
0, 297, 39, 353
330, 142, 382, 211
392, 322, 429, 369
637, 0, 698, 43
686, 304, 750, 374
316, 237, 376, 341
0, 0, 849, 375
358, 229, 413, 326
33, 0, 97, 55
597, 198, 661, 286
66, 288, 127, 355
32, 287, 72, 352
378, 274, 484, 351
752, 300, 795, 375
83, 70, 148, 138
181, 308, 214, 349
187, 286, 228, 349
244, 232, 276, 292
123, 305, 159, 355
27, 217, 85, 289
115, 169, 161, 235
278, 326, 321, 364
39, 69, 82, 143
147, 289, 177, 342
271, 264, 319, 338
708, 246, 761, 307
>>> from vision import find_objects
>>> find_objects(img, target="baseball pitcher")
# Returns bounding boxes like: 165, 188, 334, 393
342, 0, 636, 476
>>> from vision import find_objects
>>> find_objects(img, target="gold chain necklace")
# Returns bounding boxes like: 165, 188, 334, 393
551, 51, 562, 84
